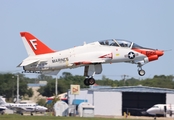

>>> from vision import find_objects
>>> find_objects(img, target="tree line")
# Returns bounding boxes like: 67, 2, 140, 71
0, 72, 173, 101
0, 73, 33, 102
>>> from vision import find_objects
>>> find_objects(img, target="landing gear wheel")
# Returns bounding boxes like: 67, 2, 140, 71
138, 69, 145, 76
88, 78, 95, 85
84, 78, 89, 86
84, 77, 96, 86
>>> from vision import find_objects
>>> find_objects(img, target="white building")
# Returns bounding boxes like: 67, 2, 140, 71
68, 86, 174, 117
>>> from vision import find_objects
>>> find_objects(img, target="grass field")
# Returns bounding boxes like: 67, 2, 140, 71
0, 114, 159, 120
0, 115, 116, 120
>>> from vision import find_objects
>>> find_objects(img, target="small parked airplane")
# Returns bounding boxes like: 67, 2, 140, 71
0, 97, 47, 115
146, 104, 174, 119
18, 32, 164, 86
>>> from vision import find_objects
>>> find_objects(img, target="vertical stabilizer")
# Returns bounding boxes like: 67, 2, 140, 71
0, 96, 6, 104
20, 32, 55, 56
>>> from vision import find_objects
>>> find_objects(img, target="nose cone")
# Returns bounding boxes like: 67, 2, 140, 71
44, 107, 48, 110
156, 50, 164, 57
146, 107, 161, 115
40, 106, 48, 111
146, 108, 155, 115
36, 106, 48, 111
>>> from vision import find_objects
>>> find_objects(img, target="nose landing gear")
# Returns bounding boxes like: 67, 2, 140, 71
84, 77, 95, 86
138, 69, 145, 76
138, 64, 145, 76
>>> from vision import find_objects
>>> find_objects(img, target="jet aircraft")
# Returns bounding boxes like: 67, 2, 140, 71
18, 32, 164, 86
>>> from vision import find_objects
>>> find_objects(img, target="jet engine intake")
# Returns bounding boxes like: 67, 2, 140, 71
148, 55, 158, 62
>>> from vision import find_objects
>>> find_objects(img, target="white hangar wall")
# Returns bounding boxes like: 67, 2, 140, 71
166, 94, 174, 104
68, 89, 94, 105
68, 89, 122, 116
93, 91, 122, 116
67, 86, 174, 117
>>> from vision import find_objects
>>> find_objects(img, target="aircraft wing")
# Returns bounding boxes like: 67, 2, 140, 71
10, 106, 26, 112
123, 108, 148, 115
42, 70, 60, 75
71, 52, 112, 66
72, 60, 105, 76
73, 60, 105, 66
14, 107, 25, 111
12, 106, 35, 112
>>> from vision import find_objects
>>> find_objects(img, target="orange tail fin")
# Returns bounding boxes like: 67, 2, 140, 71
20, 32, 55, 56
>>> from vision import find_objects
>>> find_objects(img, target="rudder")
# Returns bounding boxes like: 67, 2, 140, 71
0, 96, 6, 104
20, 32, 55, 56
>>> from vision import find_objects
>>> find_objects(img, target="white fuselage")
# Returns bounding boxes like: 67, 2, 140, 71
146, 104, 174, 115
5, 103, 47, 113
23, 42, 146, 72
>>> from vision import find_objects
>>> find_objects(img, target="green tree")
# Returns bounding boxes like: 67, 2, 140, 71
37, 98, 47, 106
37, 80, 55, 97
38, 72, 87, 97
45, 95, 60, 112
37, 73, 174, 97
27, 88, 33, 97
0, 73, 33, 101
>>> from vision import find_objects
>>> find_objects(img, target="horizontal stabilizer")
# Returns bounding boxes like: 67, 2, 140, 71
17, 59, 39, 67
0, 96, 6, 104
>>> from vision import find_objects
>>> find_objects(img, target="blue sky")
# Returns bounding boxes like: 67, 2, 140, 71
0, 1, 173, 80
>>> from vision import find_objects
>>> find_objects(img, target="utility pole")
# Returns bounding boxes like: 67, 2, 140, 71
16, 75, 19, 103
12, 76, 14, 99
55, 75, 58, 96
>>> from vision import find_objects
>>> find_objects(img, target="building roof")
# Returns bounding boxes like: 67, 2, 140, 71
90, 85, 174, 94
27, 83, 46, 87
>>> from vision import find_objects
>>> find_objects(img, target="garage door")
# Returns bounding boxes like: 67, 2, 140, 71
122, 92, 166, 116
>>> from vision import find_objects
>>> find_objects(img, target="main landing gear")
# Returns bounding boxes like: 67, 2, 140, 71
137, 64, 145, 76
84, 77, 95, 86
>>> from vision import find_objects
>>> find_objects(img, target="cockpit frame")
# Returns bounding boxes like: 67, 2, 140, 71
99, 39, 133, 48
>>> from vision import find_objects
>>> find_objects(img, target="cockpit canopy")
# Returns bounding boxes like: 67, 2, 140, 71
152, 105, 160, 108
98, 39, 144, 49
